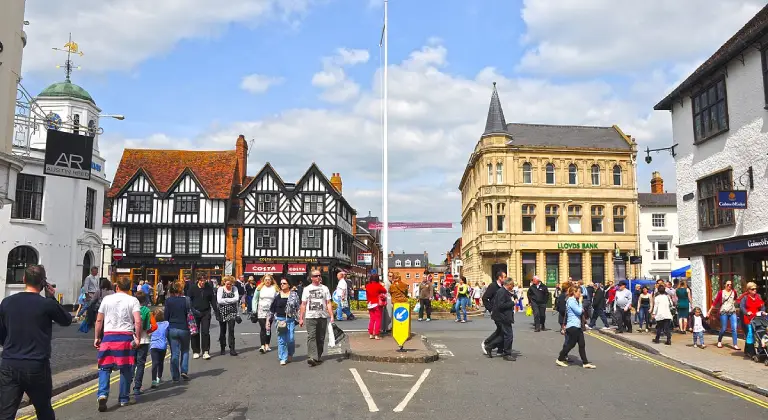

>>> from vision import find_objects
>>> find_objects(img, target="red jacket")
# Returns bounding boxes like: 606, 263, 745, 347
365, 282, 387, 305
741, 294, 765, 325
607, 287, 616, 303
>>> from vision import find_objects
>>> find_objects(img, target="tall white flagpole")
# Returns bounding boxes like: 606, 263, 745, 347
381, 0, 389, 282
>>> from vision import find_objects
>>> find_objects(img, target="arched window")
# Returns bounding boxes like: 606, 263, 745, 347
522, 163, 532, 184
496, 163, 503, 183
414, 260, 421, 267
405, 260, 412, 267
6, 246, 39, 284
591, 165, 600, 186
613, 165, 622, 186
487, 164, 493, 184
82, 251, 94, 282
568, 164, 578, 185
395, 259, 402, 267
545, 163, 555, 185
484, 203, 493, 232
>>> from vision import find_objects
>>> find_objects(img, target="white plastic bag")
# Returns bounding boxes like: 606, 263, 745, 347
328, 320, 336, 347
413, 302, 421, 314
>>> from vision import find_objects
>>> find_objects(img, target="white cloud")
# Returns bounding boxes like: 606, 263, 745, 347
311, 48, 370, 103
23, 0, 315, 74
240, 74, 285, 94
517, 0, 766, 75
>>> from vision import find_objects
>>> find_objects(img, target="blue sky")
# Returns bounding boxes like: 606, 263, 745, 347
21, 0, 766, 262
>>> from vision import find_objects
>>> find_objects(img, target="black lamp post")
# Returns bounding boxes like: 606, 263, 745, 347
231, 229, 239, 278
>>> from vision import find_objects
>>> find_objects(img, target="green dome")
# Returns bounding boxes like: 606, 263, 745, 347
38, 80, 95, 105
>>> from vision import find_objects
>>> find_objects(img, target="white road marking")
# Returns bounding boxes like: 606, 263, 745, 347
366, 370, 414, 378
393, 369, 431, 412
430, 342, 454, 357
349, 368, 379, 412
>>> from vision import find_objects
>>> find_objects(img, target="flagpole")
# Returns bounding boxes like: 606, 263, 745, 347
382, 0, 389, 282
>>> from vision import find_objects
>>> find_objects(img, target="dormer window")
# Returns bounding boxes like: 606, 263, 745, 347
415, 260, 421, 267
405, 260, 412, 267
395, 259, 402, 267
257, 194, 278, 213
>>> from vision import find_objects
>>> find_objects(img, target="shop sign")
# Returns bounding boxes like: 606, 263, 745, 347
254, 257, 318, 263
720, 235, 768, 253
44, 129, 94, 180
629, 256, 642, 264
287, 264, 306, 274
557, 242, 598, 250
244, 263, 284, 274
717, 191, 747, 209
356, 252, 372, 265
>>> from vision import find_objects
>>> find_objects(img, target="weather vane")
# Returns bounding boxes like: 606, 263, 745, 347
52, 33, 84, 81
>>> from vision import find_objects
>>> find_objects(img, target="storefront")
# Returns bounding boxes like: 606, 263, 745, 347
111, 257, 225, 297
242, 257, 350, 290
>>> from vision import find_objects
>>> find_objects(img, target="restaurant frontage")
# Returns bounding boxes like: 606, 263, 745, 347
112, 257, 225, 296
242, 257, 353, 290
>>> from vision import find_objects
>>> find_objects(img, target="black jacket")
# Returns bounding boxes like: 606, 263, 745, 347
592, 287, 606, 310
527, 283, 549, 305
186, 282, 218, 313
482, 281, 501, 311
491, 288, 516, 324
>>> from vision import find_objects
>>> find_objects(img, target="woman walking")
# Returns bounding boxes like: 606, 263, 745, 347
245, 277, 257, 314
269, 279, 300, 365
164, 282, 197, 382
217, 276, 240, 356
366, 275, 387, 339
255, 275, 278, 353
676, 281, 691, 333
708, 280, 740, 350
740, 282, 765, 357
555, 286, 595, 369
652, 285, 674, 345
455, 277, 470, 323
637, 287, 652, 333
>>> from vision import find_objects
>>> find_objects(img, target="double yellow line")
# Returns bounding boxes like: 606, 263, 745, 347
588, 332, 768, 410
16, 354, 170, 420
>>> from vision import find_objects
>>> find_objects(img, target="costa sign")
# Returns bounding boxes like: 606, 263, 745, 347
288, 264, 306, 274
244, 263, 284, 274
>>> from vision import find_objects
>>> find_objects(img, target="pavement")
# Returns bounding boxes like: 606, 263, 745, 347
347, 332, 438, 363
12, 310, 768, 419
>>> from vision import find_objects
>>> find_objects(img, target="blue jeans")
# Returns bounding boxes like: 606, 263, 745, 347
132, 344, 149, 393
693, 331, 705, 346
638, 306, 651, 330
98, 365, 133, 403
336, 303, 353, 320
718, 313, 739, 346
276, 317, 296, 362
456, 297, 469, 321
168, 328, 190, 381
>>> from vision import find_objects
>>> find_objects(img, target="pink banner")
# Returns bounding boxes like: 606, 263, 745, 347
367, 222, 453, 230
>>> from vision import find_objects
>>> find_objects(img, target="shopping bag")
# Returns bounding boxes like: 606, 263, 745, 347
525, 306, 533, 317
328, 320, 336, 347
332, 323, 347, 342
413, 302, 421, 314
78, 318, 89, 333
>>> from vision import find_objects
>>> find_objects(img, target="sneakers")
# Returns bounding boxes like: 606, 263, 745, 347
202, 352, 211, 360
426, 318, 431, 322
308, 359, 318, 367
280, 360, 287, 366
192, 353, 200, 359
230, 349, 238, 356
502, 355, 516, 362
460, 320, 467, 323
555, 359, 568, 367
583, 363, 596, 369
481, 340, 488, 355
180, 373, 190, 381
418, 318, 423, 322
151, 379, 159, 389
97, 396, 108, 412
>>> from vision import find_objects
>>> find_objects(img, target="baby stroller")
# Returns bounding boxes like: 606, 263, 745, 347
748, 315, 768, 366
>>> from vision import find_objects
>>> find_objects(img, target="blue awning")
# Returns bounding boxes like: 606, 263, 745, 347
671, 265, 691, 277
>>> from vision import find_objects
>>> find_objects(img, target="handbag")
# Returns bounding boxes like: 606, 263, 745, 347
277, 319, 288, 333
378, 292, 388, 307
235, 315, 243, 324
185, 297, 199, 335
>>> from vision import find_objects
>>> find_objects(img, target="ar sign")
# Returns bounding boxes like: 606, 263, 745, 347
44, 129, 94, 180
394, 306, 409, 322
392, 303, 411, 346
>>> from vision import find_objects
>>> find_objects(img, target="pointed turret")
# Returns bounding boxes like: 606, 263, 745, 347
482, 82, 509, 137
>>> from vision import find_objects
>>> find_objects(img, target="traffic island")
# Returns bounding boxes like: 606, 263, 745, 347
346, 333, 439, 363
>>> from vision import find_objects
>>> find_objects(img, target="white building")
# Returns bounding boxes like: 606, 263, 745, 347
654, 5, 768, 312
0, 77, 110, 302
0, 0, 27, 206
638, 172, 687, 280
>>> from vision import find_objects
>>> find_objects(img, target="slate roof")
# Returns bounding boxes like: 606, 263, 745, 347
483, 82, 509, 137
655, 5, 768, 110
108, 149, 238, 199
638, 193, 677, 207
389, 253, 429, 268
505, 123, 632, 150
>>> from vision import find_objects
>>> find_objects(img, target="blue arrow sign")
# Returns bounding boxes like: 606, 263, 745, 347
394, 306, 409, 322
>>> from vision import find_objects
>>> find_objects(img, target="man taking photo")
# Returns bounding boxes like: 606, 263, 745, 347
0, 265, 73, 419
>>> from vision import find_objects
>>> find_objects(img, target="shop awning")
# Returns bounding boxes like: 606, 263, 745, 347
671, 265, 691, 278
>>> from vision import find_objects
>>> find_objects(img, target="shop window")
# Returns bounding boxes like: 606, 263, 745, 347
545, 253, 559, 287
706, 255, 744, 304
522, 204, 535, 233
613, 206, 626, 233
545, 204, 559, 233
653, 242, 669, 260
545, 163, 555, 185
568, 253, 583, 281
568, 205, 582, 233
487, 164, 493, 184
612, 165, 622, 186
522, 162, 532, 184
497, 203, 505, 232
11, 174, 45, 221
697, 170, 734, 230
652, 213, 665, 228
591, 205, 604, 233
496, 163, 503, 183
591, 253, 606, 284
568, 164, 578, 185
6, 246, 38, 284
522, 252, 537, 287
692, 77, 728, 143
591, 165, 600, 186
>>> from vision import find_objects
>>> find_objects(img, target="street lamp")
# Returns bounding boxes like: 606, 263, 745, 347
99, 114, 125, 120
643, 144, 678, 164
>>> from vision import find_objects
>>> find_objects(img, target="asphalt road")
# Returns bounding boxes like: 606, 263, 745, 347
15, 311, 768, 419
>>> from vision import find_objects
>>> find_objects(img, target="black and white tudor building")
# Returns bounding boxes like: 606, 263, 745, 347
239, 163, 355, 285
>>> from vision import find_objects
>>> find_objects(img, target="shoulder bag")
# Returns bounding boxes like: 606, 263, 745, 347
185, 297, 199, 335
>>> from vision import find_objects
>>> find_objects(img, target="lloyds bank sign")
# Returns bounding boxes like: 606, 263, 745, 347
557, 242, 599, 250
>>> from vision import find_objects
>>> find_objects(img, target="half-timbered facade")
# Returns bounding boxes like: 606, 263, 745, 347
240, 163, 355, 286
107, 137, 247, 289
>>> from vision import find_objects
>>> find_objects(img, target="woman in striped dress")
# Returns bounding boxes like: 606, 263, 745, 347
217, 276, 240, 356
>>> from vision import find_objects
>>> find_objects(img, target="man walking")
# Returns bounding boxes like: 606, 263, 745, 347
299, 270, 334, 366
527, 276, 549, 332
579, 280, 593, 329
187, 273, 218, 360
84, 266, 100, 306
485, 277, 517, 361
94, 276, 142, 411
614, 281, 633, 333
333, 271, 355, 321
417, 275, 433, 321
481, 271, 505, 356
0, 265, 72, 420
589, 283, 610, 329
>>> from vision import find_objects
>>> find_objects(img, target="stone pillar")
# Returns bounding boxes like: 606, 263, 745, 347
560, 250, 568, 286
584, 251, 592, 284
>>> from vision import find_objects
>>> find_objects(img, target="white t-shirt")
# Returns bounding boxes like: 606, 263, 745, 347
302, 283, 332, 319
98, 293, 141, 333
692, 315, 705, 333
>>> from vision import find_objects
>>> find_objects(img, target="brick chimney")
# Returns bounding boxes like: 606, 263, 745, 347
330, 172, 342, 194
236, 134, 248, 186
650, 171, 664, 194
389, 251, 394, 257
352, 215, 357, 236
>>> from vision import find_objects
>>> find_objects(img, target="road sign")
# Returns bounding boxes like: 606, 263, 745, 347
392, 303, 410, 346
112, 248, 124, 261
445, 273, 454, 283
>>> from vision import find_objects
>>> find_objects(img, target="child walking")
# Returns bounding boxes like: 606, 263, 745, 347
688, 307, 710, 348
150, 308, 170, 388
133, 291, 156, 397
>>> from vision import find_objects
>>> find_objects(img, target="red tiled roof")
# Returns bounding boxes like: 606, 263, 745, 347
108, 149, 238, 199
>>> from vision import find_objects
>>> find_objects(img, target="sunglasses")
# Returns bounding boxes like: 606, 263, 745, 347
312, 275, 320, 277
749, 288, 757, 291
281, 282, 289, 285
